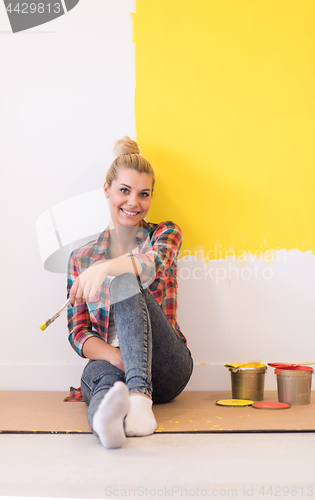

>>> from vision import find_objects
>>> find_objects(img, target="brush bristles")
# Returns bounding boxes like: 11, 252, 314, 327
39, 312, 60, 331
39, 317, 53, 331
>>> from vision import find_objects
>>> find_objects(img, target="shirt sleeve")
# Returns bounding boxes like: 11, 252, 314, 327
132, 221, 183, 288
67, 250, 103, 358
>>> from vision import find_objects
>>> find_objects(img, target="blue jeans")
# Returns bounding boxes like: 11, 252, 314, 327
81, 273, 194, 430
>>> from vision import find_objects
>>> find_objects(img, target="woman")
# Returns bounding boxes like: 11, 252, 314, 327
67, 136, 193, 449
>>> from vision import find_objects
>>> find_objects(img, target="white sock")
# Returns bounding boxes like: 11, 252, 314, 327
92, 381, 130, 449
124, 395, 157, 437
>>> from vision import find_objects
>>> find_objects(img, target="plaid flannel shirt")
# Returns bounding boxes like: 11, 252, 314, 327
67, 219, 187, 357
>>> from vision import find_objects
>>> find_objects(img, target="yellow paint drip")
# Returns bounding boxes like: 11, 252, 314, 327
134, 1, 315, 256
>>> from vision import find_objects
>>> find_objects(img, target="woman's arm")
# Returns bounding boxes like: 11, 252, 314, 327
131, 221, 183, 288
82, 337, 125, 372
106, 254, 142, 277
69, 255, 142, 306
67, 251, 104, 357
69, 221, 182, 305
67, 250, 127, 365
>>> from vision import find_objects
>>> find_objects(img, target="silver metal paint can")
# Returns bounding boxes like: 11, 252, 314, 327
276, 368, 313, 405
229, 366, 267, 401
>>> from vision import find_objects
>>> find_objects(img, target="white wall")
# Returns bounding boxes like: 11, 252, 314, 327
0, 0, 137, 390
180, 250, 315, 391
1, 1, 314, 393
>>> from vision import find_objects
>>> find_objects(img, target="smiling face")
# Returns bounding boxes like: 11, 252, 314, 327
103, 167, 153, 228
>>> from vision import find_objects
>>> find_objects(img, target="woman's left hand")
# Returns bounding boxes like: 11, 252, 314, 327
69, 261, 109, 306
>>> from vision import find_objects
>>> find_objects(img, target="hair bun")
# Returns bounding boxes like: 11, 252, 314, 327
113, 136, 140, 156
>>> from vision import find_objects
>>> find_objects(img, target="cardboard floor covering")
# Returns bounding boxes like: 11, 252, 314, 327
1, 391, 315, 434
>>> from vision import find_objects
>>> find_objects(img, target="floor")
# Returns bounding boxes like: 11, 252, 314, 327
0, 432, 314, 499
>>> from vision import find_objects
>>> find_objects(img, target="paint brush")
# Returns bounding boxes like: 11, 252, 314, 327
290, 361, 315, 366
39, 298, 71, 331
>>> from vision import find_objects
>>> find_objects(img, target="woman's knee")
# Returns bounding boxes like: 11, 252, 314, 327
109, 273, 142, 303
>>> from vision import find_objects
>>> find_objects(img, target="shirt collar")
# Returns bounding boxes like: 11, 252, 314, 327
94, 219, 151, 255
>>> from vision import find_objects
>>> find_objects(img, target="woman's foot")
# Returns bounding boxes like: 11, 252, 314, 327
92, 381, 130, 449
124, 394, 157, 437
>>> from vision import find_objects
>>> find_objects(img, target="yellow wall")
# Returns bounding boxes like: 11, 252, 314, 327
133, 0, 315, 261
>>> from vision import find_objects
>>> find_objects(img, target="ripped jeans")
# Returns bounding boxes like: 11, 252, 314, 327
80, 273, 194, 430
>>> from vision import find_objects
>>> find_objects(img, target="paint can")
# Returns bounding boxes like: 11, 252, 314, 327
229, 365, 267, 401
275, 367, 313, 405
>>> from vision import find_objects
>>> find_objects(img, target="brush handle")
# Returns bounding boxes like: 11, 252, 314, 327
291, 361, 315, 366
57, 298, 71, 314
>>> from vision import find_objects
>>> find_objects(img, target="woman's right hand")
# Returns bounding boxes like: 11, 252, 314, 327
82, 337, 125, 372
108, 346, 125, 373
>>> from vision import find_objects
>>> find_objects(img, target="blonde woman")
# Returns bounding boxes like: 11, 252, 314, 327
67, 137, 193, 449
